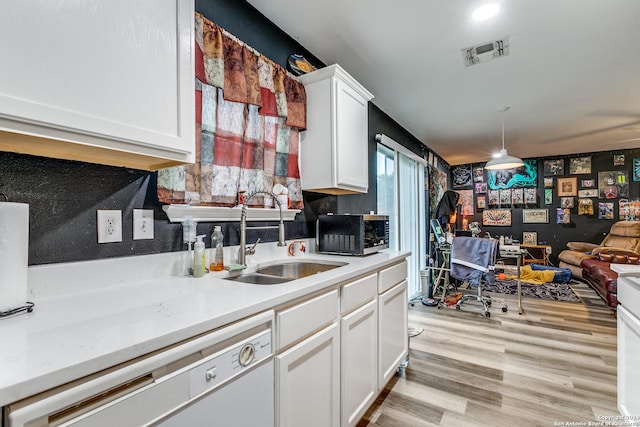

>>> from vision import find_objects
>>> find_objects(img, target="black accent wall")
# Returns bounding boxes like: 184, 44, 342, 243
2, 0, 426, 265
459, 149, 640, 264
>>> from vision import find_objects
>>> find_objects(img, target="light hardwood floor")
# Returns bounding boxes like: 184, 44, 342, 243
359, 281, 618, 427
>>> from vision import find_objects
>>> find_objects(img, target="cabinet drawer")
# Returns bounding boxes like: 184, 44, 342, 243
341, 274, 377, 314
378, 261, 407, 294
277, 290, 338, 350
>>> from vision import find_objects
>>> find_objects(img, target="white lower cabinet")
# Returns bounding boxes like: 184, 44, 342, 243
276, 322, 340, 427
378, 280, 409, 389
341, 298, 378, 427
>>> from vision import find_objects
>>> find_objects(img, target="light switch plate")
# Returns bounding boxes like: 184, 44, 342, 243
97, 210, 122, 243
133, 209, 154, 240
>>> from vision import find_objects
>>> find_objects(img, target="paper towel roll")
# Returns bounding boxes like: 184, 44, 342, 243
0, 202, 29, 311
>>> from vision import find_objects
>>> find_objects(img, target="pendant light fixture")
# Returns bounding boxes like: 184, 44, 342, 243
484, 106, 524, 170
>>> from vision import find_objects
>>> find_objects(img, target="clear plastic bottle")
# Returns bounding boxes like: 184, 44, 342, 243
210, 226, 225, 271
193, 234, 206, 278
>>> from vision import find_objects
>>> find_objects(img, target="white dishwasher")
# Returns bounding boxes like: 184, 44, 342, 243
5, 311, 274, 427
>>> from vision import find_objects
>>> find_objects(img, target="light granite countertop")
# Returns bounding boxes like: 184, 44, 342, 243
0, 241, 409, 407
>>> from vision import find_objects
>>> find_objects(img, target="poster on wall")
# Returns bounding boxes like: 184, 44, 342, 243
557, 177, 578, 196
499, 189, 512, 205
456, 189, 474, 216
482, 209, 512, 226
578, 198, 594, 215
477, 196, 486, 209
474, 182, 487, 194
452, 164, 473, 188
487, 159, 537, 190
473, 166, 484, 182
524, 188, 537, 204
598, 202, 615, 219
569, 157, 592, 174
543, 159, 564, 176
614, 155, 625, 166
634, 158, 640, 182
598, 171, 629, 199
523, 208, 549, 224
512, 188, 524, 205
544, 188, 553, 205
556, 208, 571, 224
488, 189, 499, 206
561, 197, 574, 208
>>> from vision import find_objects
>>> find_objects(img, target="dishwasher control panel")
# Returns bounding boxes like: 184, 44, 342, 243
189, 329, 272, 398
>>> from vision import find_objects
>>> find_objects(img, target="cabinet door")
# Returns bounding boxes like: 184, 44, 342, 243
276, 322, 340, 427
341, 299, 377, 427
378, 280, 408, 390
0, 0, 194, 168
334, 78, 369, 192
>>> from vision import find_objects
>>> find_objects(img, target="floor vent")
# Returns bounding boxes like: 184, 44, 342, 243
462, 36, 509, 66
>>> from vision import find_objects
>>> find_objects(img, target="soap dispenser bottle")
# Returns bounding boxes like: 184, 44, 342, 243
193, 234, 206, 277
210, 226, 225, 271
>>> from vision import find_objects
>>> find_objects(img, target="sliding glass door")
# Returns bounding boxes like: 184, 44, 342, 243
376, 139, 426, 300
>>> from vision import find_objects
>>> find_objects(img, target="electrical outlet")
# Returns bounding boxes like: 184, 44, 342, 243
97, 210, 122, 243
133, 209, 154, 240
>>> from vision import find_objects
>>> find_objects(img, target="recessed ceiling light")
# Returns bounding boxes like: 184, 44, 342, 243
472, 3, 500, 21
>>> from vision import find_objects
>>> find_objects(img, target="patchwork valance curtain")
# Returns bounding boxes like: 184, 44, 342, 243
157, 13, 306, 209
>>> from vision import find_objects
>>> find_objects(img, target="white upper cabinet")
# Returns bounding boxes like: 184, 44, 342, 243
0, 0, 195, 170
299, 64, 373, 194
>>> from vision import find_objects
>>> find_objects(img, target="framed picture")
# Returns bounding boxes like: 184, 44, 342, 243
614, 154, 625, 166
488, 189, 499, 206
544, 177, 554, 188
452, 164, 473, 188
561, 197, 574, 208
474, 182, 487, 194
569, 157, 592, 174
512, 188, 524, 204
578, 198, 594, 215
634, 158, 640, 182
486, 159, 537, 190
556, 208, 571, 224
598, 171, 629, 199
482, 209, 512, 226
557, 177, 578, 196
457, 189, 474, 216
543, 159, 564, 176
499, 189, 512, 205
477, 195, 486, 209
524, 188, 537, 204
523, 208, 549, 224
579, 189, 598, 197
522, 231, 538, 246
473, 166, 484, 183
598, 202, 615, 220
544, 188, 553, 205
580, 178, 595, 188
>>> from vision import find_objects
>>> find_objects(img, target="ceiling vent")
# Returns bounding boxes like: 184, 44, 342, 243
461, 36, 509, 66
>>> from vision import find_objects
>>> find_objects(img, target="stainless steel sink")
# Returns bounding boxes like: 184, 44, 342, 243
255, 261, 347, 280
223, 260, 348, 285
224, 273, 292, 285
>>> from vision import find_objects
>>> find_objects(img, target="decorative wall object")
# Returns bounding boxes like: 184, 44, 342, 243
579, 189, 599, 197
580, 179, 595, 188
561, 197, 574, 208
543, 159, 564, 176
452, 164, 473, 188
473, 166, 484, 182
524, 188, 537, 204
557, 177, 578, 196
544, 177, 554, 188
523, 209, 549, 224
598, 171, 629, 199
578, 198, 594, 215
614, 154, 625, 166
598, 202, 615, 219
456, 189, 474, 216
487, 159, 537, 190
477, 196, 486, 209
488, 190, 499, 206
522, 231, 537, 245
474, 182, 487, 194
482, 209, 512, 226
556, 208, 571, 224
544, 188, 553, 205
512, 188, 524, 204
634, 158, 640, 182
428, 164, 447, 215
619, 199, 640, 220
569, 157, 592, 174
499, 189, 512, 205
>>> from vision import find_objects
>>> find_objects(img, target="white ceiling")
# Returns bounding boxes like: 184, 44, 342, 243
247, 0, 640, 166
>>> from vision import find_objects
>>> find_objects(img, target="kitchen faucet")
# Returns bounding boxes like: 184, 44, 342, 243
238, 190, 286, 266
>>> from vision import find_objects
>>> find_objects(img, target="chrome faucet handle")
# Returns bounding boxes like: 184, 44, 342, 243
246, 237, 261, 255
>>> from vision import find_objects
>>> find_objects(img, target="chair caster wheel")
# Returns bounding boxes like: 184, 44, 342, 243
485, 312, 491, 317
502, 307, 508, 312
486, 301, 492, 306
455, 305, 460, 310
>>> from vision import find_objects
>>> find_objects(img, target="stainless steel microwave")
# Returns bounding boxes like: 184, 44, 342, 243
316, 214, 389, 256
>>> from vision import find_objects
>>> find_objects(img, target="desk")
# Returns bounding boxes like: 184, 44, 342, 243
521, 244, 551, 266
